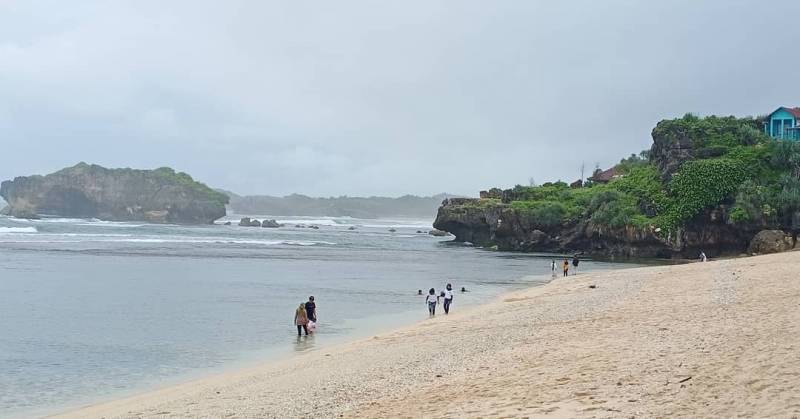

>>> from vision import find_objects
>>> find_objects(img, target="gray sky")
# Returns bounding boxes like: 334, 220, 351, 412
1, 0, 798, 197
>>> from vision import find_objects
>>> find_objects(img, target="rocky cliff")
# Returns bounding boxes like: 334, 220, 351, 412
433, 115, 773, 259
0, 163, 228, 224
433, 198, 757, 258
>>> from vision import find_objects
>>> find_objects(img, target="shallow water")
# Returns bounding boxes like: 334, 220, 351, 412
0, 214, 632, 417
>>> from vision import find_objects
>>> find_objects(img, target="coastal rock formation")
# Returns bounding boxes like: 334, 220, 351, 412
239, 217, 262, 227
428, 229, 449, 237
431, 115, 777, 259
650, 122, 697, 181
0, 163, 227, 224
748, 230, 794, 254
433, 196, 761, 259
261, 219, 281, 228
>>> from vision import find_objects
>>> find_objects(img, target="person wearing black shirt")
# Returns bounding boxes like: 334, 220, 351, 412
305, 296, 317, 322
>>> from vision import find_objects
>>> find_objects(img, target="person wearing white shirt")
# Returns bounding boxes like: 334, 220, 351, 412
442, 283, 454, 314
425, 288, 439, 316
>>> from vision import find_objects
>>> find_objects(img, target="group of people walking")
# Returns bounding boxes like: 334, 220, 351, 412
293, 296, 317, 336
552, 255, 580, 277
422, 283, 462, 316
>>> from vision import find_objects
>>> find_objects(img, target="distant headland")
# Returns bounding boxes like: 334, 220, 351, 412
0, 163, 228, 224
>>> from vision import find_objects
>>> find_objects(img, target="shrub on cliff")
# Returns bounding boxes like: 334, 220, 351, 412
658, 158, 748, 230
153, 167, 229, 206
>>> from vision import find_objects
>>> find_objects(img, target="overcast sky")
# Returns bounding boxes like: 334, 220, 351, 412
1, 1, 798, 197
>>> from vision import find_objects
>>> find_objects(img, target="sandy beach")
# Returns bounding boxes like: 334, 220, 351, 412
53, 252, 800, 418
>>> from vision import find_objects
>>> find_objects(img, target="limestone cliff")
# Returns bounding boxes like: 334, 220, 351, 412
433, 198, 756, 258
0, 163, 228, 224
433, 115, 770, 259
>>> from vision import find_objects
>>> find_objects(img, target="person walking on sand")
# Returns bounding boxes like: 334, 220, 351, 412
305, 296, 317, 323
572, 255, 580, 274
563, 259, 569, 277
425, 288, 439, 316
700, 251, 708, 262
294, 303, 309, 336
442, 283, 454, 315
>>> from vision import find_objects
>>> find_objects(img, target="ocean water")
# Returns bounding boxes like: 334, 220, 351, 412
0, 214, 631, 417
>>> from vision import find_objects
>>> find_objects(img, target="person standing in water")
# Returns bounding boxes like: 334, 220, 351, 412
305, 296, 317, 323
294, 303, 309, 336
563, 259, 570, 277
572, 255, 580, 274
425, 288, 438, 316
442, 283, 454, 314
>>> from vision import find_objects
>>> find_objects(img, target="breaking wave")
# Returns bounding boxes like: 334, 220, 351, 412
0, 227, 38, 234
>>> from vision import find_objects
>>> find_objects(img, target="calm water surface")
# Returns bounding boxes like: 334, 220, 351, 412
0, 214, 634, 417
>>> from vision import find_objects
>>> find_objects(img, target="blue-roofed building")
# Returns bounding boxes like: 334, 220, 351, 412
764, 107, 800, 140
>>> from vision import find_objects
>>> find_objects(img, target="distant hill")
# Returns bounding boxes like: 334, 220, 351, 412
2, 163, 228, 224
224, 193, 457, 219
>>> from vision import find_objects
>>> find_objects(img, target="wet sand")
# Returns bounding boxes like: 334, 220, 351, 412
53, 252, 800, 418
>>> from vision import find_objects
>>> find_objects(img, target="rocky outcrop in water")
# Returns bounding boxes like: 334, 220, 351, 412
239, 217, 262, 227
261, 219, 281, 228
0, 163, 228, 224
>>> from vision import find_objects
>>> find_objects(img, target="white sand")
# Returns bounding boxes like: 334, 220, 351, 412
53, 252, 800, 418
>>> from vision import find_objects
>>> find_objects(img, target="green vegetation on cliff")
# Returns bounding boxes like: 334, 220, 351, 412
57, 163, 229, 207
152, 166, 229, 206
468, 114, 800, 235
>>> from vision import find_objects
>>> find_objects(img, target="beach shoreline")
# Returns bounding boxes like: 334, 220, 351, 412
44, 273, 553, 419
52, 253, 800, 418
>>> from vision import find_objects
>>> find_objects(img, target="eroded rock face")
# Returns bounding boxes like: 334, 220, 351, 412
433, 198, 756, 259
0, 163, 228, 224
748, 230, 794, 254
650, 122, 696, 181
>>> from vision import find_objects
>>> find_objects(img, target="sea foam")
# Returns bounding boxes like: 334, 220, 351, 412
0, 227, 38, 234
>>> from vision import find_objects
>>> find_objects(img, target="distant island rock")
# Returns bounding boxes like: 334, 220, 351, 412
0, 163, 228, 224
237, 217, 281, 228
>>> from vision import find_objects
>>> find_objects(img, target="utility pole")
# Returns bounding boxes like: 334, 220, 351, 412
580, 162, 585, 182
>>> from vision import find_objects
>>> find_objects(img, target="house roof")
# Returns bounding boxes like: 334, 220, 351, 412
589, 167, 621, 183
769, 106, 800, 119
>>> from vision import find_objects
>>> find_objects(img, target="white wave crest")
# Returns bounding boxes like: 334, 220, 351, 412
0, 227, 38, 234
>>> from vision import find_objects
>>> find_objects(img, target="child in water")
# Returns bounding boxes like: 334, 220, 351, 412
425, 288, 439, 316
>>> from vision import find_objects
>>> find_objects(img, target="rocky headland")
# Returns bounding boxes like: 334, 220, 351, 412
0, 163, 228, 224
434, 114, 799, 259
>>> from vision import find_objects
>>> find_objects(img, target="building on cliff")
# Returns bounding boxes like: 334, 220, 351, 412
588, 166, 622, 184
764, 107, 800, 140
